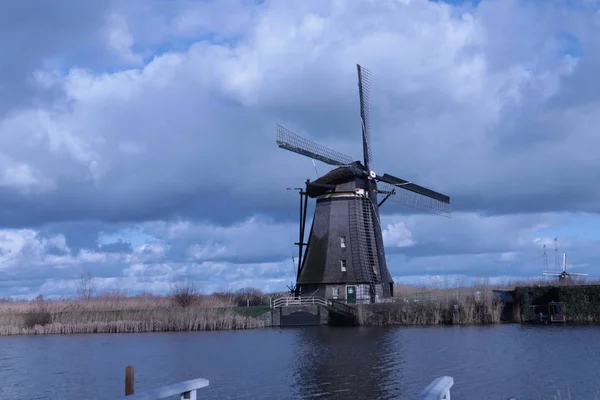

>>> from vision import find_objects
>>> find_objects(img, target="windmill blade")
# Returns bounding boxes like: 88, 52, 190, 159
568, 273, 588, 277
376, 181, 451, 218
357, 64, 373, 171
379, 173, 450, 204
543, 271, 561, 276
276, 124, 354, 167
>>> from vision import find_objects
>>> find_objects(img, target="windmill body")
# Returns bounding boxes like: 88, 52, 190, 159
298, 163, 393, 302
276, 64, 451, 303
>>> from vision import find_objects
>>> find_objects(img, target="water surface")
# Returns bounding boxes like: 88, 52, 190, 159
1, 324, 599, 399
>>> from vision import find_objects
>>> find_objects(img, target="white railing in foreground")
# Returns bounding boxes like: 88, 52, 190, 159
271, 296, 329, 308
121, 365, 451, 400
125, 378, 209, 400
419, 376, 453, 400
123, 366, 209, 400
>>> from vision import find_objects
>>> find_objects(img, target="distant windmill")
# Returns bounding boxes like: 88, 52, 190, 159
276, 64, 451, 303
543, 252, 587, 282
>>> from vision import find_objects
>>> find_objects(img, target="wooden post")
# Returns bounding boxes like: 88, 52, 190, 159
125, 365, 135, 396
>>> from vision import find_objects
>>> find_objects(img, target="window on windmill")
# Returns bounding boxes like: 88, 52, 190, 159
341, 260, 347, 272
340, 236, 346, 248
333, 288, 340, 297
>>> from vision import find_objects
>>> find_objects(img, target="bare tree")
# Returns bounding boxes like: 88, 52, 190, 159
235, 287, 265, 307
78, 270, 95, 300
170, 279, 199, 308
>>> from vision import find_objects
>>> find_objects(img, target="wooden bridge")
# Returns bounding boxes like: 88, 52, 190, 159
123, 365, 454, 399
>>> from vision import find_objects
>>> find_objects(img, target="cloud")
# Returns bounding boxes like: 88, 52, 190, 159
1, 0, 600, 297
383, 221, 416, 248
104, 13, 143, 65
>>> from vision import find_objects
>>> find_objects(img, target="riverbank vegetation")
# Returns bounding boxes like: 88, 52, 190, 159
357, 296, 505, 325
0, 282, 279, 336
2, 276, 598, 335
359, 282, 506, 326
360, 277, 598, 326
514, 283, 600, 323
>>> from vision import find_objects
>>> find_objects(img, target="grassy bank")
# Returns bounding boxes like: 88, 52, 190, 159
0, 288, 276, 336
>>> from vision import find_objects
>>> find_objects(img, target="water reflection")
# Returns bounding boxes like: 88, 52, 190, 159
291, 327, 405, 399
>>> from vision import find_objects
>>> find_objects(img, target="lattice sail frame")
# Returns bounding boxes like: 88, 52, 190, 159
377, 181, 451, 218
276, 124, 353, 167
357, 64, 373, 169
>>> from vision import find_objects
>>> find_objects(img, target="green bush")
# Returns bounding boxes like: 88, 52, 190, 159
514, 285, 600, 323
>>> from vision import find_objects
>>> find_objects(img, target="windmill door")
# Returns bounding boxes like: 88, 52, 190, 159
346, 286, 356, 304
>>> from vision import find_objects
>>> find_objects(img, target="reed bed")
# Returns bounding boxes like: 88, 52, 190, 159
360, 285, 506, 326
0, 307, 271, 336
0, 289, 278, 336
2, 276, 597, 335
392, 276, 599, 300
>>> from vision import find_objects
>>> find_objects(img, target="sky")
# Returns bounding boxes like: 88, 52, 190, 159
2, 0, 600, 299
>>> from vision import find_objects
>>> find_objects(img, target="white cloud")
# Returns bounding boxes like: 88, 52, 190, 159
1, 210, 599, 297
383, 221, 415, 248
1, 0, 600, 297
105, 13, 143, 65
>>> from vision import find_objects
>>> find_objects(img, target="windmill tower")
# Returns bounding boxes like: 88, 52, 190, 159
276, 64, 451, 303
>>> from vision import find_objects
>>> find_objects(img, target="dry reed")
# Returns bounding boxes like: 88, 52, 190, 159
0, 290, 280, 336
357, 296, 505, 326
359, 281, 509, 326
2, 276, 597, 335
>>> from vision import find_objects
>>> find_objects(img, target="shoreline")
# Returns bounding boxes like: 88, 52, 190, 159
5, 320, 600, 337
4, 282, 600, 336
0, 295, 508, 336
0, 306, 273, 336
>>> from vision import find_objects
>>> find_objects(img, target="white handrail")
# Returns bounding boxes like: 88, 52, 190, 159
271, 296, 329, 308
419, 376, 453, 400
120, 372, 452, 399
125, 378, 209, 400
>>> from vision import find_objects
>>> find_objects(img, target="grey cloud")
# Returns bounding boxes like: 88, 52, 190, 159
0, 209, 597, 298
4, 0, 600, 231
0, 1, 113, 115
4, 0, 598, 227
382, 212, 552, 257
98, 240, 133, 254
2, 0, 600, 297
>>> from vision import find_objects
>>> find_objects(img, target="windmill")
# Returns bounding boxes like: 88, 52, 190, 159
543, 252, 587, 282
276, 64, 451, 303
